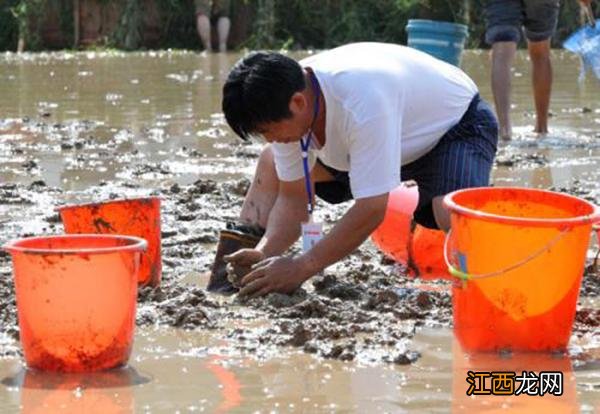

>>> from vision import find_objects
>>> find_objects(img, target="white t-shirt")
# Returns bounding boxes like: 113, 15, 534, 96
271, 42, 478, 199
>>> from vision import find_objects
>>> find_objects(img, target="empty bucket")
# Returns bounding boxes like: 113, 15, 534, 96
58, 197, 161, 287
406, 19, 469, 66
444, 187, 600, 352
3, 235, 147, 372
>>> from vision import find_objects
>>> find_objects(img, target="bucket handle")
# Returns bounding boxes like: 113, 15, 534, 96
443, 226, 572, 282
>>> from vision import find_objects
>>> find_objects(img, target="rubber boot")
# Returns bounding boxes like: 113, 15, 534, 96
206, 223, 263, 294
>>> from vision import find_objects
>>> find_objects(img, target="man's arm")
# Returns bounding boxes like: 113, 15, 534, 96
238, 193, 388, 297
298, 193, 388, 275
256, 178, 309, 257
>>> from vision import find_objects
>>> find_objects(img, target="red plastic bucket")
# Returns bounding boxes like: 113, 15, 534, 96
3, 235, 147, 372
371, 184, 449, 279
444, 187, 600, 351
58, 197, 161, 287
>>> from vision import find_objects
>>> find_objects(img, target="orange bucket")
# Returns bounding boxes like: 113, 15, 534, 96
58, 197, 161, 287
371, 184, 449, 279
3, 235, 147, 372
444, 187, 600, 352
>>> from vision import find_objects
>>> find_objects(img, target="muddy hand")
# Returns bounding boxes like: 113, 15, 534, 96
239, 256, 311, 298
223, 248, 265, 288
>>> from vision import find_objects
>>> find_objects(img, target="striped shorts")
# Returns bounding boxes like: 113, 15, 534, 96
315, 93, 499, 229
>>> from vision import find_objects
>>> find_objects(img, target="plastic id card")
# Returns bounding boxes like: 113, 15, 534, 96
301, 221, 323, 253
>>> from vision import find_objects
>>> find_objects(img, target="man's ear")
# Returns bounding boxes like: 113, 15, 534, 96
289, 92, 307, 116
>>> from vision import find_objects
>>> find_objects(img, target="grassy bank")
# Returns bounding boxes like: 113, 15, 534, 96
0, 0, 592, 52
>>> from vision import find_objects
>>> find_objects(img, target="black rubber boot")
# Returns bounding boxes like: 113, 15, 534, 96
206, 223, 264, 294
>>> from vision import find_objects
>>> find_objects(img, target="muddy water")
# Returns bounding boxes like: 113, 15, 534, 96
0, 50, 599, 412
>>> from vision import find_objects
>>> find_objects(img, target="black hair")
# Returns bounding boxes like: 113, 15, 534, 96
222, 51, 306, 140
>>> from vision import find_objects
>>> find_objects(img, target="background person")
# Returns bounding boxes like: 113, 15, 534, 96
485, 0, 593, 140
195, 0, 231, 52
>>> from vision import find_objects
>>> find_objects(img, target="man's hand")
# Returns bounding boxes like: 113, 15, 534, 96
238, 256, 311, 297
223, 248, 265, 287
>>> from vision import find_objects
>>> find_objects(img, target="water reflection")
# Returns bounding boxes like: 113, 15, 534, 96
204, 355, 242, 413
1, 366, 150, 413
1, 51, 599, 192
451, 338, 579, 413
0, 326, 597, 412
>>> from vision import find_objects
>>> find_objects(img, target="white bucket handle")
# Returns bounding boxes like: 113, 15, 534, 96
443, 226, 573, 282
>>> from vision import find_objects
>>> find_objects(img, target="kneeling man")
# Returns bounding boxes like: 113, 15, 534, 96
207, 42, 498, 296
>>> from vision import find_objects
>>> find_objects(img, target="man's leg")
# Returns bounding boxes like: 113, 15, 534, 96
405, 96, 499, 233
491, 41, 517, 140
522, 0, 559, 135
484, 0, 522, 140
527, 39, 552, 134
239, 146, 279, 228
432, 196, 451, 232
240, 146, 336, 226
217, 17, 231, 52
196, 14, 212, 52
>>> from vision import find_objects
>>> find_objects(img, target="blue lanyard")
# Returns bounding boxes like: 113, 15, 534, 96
300, 71, 321, 217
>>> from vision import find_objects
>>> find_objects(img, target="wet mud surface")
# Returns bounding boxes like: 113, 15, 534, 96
0, 117, 599, 367
1, 51, 600, 373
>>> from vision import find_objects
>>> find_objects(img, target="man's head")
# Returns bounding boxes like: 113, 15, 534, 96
222, 51, 314, 144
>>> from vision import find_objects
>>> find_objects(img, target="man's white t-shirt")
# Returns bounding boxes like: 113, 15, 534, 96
271, 42, 478, 199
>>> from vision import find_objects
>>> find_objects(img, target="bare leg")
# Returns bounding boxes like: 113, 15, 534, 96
432, 196, 450, 232
239, 146, 279, 228
196, 14, 212, 52
240, 145, 335, 228
491, 41, 517, 140
527, 39, 552, 135
217, 16, 230, 52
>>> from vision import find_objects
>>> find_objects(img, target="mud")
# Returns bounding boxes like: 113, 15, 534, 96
1, 51, 600, 373
0, 127, 447, 365
495, 148, 549, 167
1, 158, 598, 366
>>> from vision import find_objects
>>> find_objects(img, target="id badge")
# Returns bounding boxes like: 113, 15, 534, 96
301, 221, 323, 253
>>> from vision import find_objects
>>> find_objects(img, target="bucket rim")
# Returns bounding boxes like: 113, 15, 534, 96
56, 196, 161, 213
443, 186, 600, 227
2, 234, 148, 255
406, 19, 469, 34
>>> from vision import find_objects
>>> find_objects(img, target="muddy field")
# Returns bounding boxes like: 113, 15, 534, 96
0, 115, 598, 365
0, 50, 599, 411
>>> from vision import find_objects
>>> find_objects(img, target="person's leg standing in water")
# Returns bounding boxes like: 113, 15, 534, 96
195, 0, 231, 53
215, 0, 231, 53
524, 0, 560, 135
485, 0, 560, 140
490, 39, 516, 140
195, 0, 213, 52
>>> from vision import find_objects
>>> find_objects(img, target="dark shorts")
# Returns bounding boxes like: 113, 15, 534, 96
314, 94, 498, 230
195, 0, 230, 18
484, 0, 559, 44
